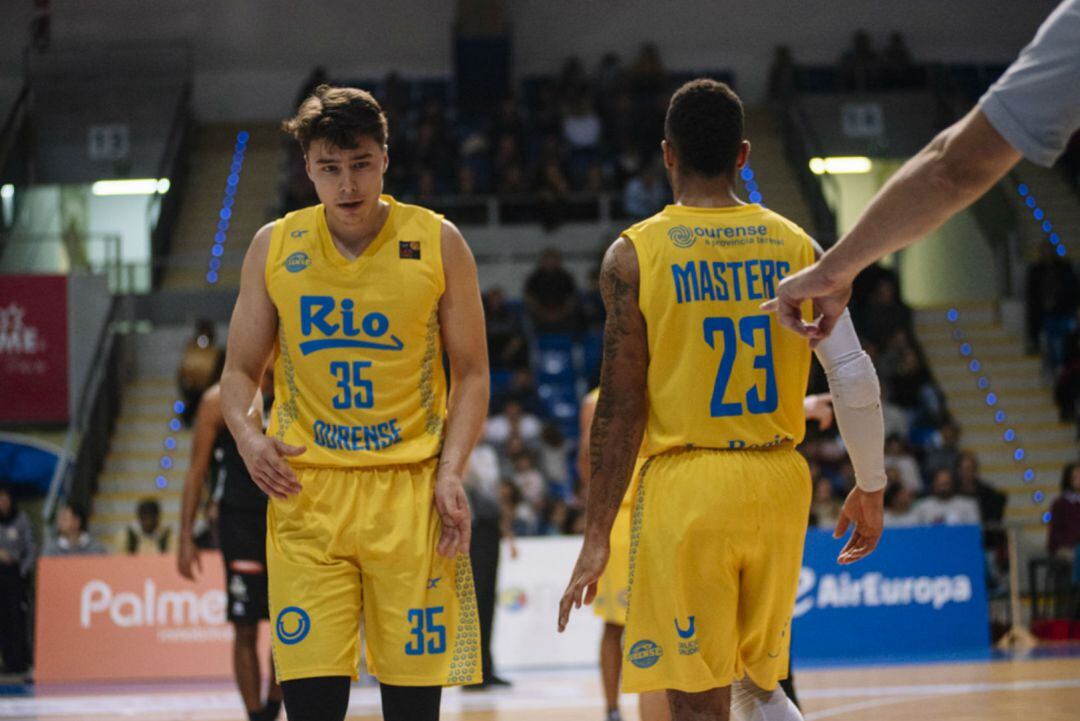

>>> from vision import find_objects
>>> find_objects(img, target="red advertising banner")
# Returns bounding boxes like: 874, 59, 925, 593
0, 275, 69, 423
35, 553, 268, 683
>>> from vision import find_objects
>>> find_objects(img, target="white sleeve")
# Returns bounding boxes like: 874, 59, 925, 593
813, 309, 888, 493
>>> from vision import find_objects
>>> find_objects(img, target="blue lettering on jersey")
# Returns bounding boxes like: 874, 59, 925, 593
672, 260, 791, 304
313, 418, 403, 451
299, 295, 404, 355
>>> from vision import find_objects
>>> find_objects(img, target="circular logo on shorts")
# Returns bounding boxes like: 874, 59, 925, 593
285, 251, 311, 273
628, 639, 663, 668
276, 606, 311, 645
668, 225, 696, 248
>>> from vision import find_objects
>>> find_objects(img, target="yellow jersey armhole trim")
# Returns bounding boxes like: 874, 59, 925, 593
264, 219, 283, 292
433, 215, 448, 297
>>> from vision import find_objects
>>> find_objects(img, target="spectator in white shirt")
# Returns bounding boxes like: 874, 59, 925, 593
912, 468, 981, 526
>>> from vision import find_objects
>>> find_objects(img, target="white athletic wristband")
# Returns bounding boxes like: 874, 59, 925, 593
814, 310, 887, 493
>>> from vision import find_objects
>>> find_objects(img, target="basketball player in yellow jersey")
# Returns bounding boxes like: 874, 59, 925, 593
221, 86, 488, 721
584, 387, 833, 721
559, 79, 888, 721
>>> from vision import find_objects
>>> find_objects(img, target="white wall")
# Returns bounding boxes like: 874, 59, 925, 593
0, 0, 1059, 121
831, 160, 1000, 305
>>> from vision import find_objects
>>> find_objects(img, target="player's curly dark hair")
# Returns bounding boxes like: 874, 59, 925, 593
282, 84, 388, 152
664, 78, 744, 178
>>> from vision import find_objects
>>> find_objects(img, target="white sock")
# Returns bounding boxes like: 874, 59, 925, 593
730, 678, 803, 721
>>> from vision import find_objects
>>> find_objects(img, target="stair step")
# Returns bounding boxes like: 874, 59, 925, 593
962, 426, 1075, 446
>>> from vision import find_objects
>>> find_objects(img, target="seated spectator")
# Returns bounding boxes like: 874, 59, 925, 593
118, 498, 174, 554
924, 421, 962, 479
537, 424, 570, 495
493, 369, 545, 417
524, 248, 579, 332
883, 482, 919, 527
510, 450, 546, 510
1026, 243, 1079, 367
912, 469, 981, 526
1048, 463, 1080, 564
501, 480, 538, 537
809, 476, 841, 530
628, 43, 667, 97
43, 503, 107, 556
880, 32, 914, 89
557, 56, 589, 99
483, 287, 530, 372
541, 498, 570, 536
622, 158, 668, 218
1054, 306, 1080, 426
880, 382, 911, 440
594, 51, 625, 103
856, 276, 912, 350
884, 434, 923, 495
0, 484, 35, 674
177, 320, 223, 427
562, 93, 602, 151
484, 399, 542, 447
837, 29, 880, 91
767, 45, 796, 101
957, 451, 1006, 544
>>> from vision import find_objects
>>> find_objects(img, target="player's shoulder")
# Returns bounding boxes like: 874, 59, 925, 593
757, 206, 811, 241
388, 194, 445, 229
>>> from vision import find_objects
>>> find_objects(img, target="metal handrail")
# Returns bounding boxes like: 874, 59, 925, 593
42, 296, 120, 523
0, 83, 30, 174
147, 82, 192, 287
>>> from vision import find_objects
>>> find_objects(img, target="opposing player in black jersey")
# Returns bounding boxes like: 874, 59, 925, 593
179, 372, 281, 721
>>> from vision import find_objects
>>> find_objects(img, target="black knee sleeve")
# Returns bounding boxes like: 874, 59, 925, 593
379, 682, 442, 721
281, 676, 350, 721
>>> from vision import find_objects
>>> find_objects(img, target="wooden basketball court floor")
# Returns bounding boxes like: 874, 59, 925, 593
2, 647, 1079, 721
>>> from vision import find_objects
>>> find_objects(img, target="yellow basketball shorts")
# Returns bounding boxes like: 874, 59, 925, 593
622, 447, 810, 694
267, 459, 481, 686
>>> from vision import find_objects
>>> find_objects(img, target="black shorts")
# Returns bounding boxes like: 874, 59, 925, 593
218, 505, 269, 625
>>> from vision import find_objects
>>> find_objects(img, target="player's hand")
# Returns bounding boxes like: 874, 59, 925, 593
761, 262, 852, 348
803, 393, 834, 429
434, 471, 472, 558
237, 433, 305, 500
177, 536, 202, 580
834, 486, 885, 565
558, 536, 609, 632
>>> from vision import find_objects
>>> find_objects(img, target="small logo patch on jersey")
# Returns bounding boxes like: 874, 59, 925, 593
285, 251, 311, 273
628, 639, 663, 668
668, 225, 696, 248
674, 616, 696, 639
399, 241, 421, 259
276, 606, 311, 645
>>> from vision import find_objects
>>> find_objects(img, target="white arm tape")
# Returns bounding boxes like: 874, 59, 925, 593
814, 310, 887, 493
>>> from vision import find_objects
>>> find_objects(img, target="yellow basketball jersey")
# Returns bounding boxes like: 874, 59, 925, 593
622, 203, 814, 457
264, 196, 447, 467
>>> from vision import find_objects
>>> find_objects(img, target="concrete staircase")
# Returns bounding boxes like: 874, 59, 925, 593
90, 326, 208, 547
162, 122, 282, 290
916, 304, 1079, 573
743, 106, 816, 234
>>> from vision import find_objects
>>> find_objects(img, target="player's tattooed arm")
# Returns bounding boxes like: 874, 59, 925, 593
559, 236, 647, 631
586, 236, 648, 541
